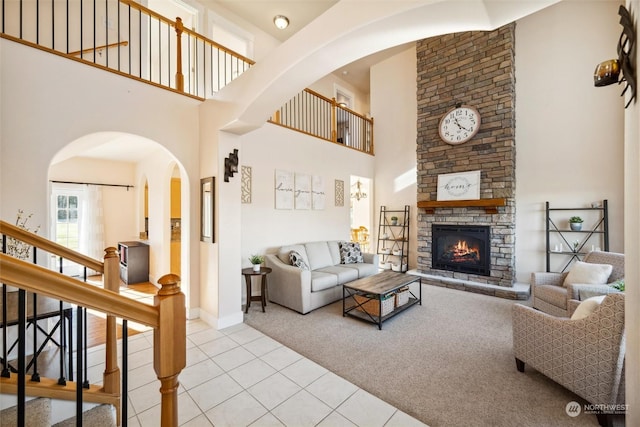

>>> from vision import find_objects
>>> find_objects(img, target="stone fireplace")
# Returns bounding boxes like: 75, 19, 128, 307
415, 24, 517, 289
432, 224, 491, 276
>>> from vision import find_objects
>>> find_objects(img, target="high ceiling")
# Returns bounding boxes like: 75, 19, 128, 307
213, 0, 408, 94
212, 1, 338, 43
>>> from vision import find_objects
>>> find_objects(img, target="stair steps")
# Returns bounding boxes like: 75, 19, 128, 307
0, 397, 116, 427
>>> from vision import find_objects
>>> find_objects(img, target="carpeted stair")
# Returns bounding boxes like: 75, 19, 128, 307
53, 404, 116, 426
0, 398, 51, 427
0, 398, 116, 427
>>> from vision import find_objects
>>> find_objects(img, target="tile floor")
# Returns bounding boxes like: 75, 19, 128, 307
86, 318, 428, 427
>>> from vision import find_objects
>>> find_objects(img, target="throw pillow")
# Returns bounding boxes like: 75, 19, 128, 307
570, 295, 606, 320
289, 250, 310, 270
339, 241, 364, 264
563, 261, 613, 287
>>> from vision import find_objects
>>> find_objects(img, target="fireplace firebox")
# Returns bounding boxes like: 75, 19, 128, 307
432, 225, 491, 276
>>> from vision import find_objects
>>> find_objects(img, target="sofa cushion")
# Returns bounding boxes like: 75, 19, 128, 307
571, 295, 606, 320
339, 241, 364, 264
277, 244, 309, 266
310, 271, 339, 292
289, 250, 310, 270
315, 266, 359, 284
563, 261, 613, 287
304, 241, 334, 270
341, 262, 378, 278
534, 284, 567, 309
327, 241, 342, 265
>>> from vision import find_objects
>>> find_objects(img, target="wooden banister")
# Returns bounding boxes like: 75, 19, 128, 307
102, 247, 121, 399
68, 41, 129, 57
0, 220, 103, 273
175, 17, 184, 92
153, 274, 186, 427
0, 254, 159, 327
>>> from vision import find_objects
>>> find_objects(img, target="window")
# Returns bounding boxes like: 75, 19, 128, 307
56, 193, 80, 250
51, 185, 84, 276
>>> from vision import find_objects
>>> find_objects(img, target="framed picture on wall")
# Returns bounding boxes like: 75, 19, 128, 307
275, 169, 294, 209
436, 170, 480, 201
200, 177, 214, 242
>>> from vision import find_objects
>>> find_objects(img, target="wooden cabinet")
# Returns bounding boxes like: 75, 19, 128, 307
118, 241, 149, 285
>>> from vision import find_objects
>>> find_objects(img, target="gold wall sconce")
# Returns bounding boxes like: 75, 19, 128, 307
594, 5, 636, 108
224, 149, 239, 182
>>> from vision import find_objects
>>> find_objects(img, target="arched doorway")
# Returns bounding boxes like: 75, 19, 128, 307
48, 132, 190, 302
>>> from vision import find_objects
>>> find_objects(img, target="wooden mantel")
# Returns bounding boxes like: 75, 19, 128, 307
417, 198, 506, 214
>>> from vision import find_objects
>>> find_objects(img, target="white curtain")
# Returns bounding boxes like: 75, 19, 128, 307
80, 185, 105, 274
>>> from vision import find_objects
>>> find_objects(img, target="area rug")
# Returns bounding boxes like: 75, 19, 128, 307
245, 284, 605, 427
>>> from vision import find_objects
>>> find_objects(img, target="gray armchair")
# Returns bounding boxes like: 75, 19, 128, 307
531, 251, 624, 317
513, 293, 626, 427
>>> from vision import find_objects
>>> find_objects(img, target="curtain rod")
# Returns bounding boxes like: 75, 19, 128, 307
50, 180, 134, 190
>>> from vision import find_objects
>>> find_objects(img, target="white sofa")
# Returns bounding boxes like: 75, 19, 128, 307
264, 241, 379, 314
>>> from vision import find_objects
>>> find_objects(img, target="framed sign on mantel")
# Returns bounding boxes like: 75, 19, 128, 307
437, 170, 481, 201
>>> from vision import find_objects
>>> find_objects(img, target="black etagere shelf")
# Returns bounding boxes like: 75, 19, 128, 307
545, 200, 609, 273
376, 205, 410, 272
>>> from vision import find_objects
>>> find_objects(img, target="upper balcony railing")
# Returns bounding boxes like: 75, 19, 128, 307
0, 0, 254, 99
269, 88, 375, 155
1, 0, 374, 155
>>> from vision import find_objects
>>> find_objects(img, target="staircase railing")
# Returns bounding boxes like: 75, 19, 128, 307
269, 88, 375, 155
0, 0, 254, 99
0, 220, 185, 426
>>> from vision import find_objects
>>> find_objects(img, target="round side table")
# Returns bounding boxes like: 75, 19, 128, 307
241, 267, 272, 313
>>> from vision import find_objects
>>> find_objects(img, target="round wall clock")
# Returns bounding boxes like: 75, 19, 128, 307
438, 105, 481, 145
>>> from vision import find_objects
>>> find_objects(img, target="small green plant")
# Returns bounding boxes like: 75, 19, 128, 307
610, 279, 625, 292
569, 216, 584, 223
390, 216, 398, 221
248, 254, 264, 265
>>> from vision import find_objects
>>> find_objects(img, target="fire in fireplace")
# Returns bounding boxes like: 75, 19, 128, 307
432, 225, 491, 276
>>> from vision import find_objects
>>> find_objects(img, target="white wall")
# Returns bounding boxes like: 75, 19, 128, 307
0, 40, 202, 311
515, 1, 625, 281
240, 123, 375, 260
625, 0, 639, 422
370, 45, 418, 269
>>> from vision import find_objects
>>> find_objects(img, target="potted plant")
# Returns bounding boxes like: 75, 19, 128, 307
390, 216, 398, 226
610, 279, 625, 292
569, 216, 583, 231
249, 254, 264, 272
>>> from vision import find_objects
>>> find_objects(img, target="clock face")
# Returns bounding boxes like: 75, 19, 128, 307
438, 106, 481, 145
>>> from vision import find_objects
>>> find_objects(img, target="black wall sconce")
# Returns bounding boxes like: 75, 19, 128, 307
594, 5, 636, 108
224, 149, 239, 182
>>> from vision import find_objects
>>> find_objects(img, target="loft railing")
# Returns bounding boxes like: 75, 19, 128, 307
269, 88, 375, 155
0, 0, 375, 154
0, 220, 185, 426
0, 0, 254, 99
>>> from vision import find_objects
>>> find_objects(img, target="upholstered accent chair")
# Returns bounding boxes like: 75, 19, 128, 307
531, 251, 624, 317
513, 293, 626, 427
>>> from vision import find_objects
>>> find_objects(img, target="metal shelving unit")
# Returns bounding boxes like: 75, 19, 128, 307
376, 205, 410, 272
545, 200, 609, 273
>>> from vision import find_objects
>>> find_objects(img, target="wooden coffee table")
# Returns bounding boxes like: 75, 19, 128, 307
342, 271, 421, 329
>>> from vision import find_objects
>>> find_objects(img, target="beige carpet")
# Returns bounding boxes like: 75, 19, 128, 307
245, 284, 612, 427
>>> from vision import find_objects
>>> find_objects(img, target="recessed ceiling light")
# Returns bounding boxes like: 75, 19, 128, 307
273, 15, 289, 30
